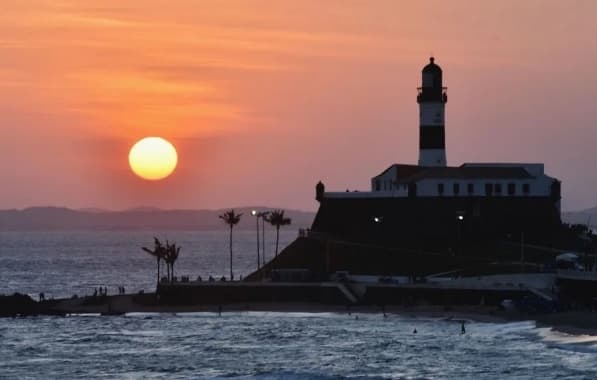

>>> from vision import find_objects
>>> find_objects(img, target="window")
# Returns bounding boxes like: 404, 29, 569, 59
508, 183, 515, 195
523, 183, 530, 195
467, 183, 474, 195
495, 184, 502, 194
438, 183, 444, 195
453, 183, 460, 195
485, 183, 493, 196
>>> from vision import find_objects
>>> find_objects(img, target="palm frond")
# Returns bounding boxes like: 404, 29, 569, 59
267, 209, 292, 227
219, 209, 243, 226
142, 247, 156, 256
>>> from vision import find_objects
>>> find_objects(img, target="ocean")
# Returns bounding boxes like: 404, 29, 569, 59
0, 230, 296, 299
1, 231, 597, 379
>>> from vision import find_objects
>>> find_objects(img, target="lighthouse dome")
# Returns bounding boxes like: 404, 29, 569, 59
423, 57, 442, 73
421, 57, 443, 89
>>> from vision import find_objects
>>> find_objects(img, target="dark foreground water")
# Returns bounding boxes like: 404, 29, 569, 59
1, 313, 596, 379
1, 231, 597, 379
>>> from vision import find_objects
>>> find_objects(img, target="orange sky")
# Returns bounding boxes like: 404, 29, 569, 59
1, 0, 596, 211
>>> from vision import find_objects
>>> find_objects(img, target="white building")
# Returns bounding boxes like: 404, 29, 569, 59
322, 57, 561, 212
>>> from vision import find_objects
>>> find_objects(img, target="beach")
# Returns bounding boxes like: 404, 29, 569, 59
29, 293, 595, 336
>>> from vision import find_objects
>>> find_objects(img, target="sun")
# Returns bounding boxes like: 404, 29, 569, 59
128, 137, 178, 180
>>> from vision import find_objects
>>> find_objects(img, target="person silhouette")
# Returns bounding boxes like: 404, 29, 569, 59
413, 328, 417, 334
461, 321, 466, 334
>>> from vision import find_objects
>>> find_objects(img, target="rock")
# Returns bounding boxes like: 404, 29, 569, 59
0, 293, 39, 317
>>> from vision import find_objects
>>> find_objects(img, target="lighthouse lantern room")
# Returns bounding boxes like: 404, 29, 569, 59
417, 57, 447, 167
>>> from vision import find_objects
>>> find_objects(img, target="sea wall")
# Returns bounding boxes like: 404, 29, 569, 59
157, 283, 349, 305
362, 286, 528, 307
156, 281, 537, 309
0, 294, 63, 317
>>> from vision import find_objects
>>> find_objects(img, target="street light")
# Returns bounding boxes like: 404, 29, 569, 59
520, 231, 525, 269
257, 211, 270, 267
251, 210, 260, 270
506, 231, 525, 267
456, 212, 465, 256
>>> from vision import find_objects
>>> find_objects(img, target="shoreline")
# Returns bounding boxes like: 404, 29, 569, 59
56, 295, 597, 336
4, 293, 597, 336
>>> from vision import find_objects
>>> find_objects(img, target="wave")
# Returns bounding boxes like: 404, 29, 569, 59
209, 371, 391, 380
537, 327, 597, 353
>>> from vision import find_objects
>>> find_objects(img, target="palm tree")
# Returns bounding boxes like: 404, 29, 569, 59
164, 241, 181, 282
219, 209, 242, 280
142, 237, 166, 288
267, 209, 292, 257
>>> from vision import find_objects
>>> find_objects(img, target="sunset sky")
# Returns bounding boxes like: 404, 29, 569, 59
1, 0, 596, 211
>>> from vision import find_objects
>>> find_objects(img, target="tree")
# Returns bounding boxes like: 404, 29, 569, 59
219, 209, 242, 280
142, 237, 166, 288
267, 209, 292, 257
143, 238, 182, 286
164, 240, 181, 283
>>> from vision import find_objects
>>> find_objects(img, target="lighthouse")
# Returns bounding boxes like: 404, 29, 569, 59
417, 57, 447, 167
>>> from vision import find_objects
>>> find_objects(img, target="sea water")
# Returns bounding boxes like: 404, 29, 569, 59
0, 230, 295, 299
1, 231, 596, 379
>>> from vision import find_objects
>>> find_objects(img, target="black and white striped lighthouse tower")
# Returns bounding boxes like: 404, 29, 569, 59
417, 57, 447, 167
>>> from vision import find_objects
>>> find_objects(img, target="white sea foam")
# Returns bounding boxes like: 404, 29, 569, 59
535, 327, 597, 354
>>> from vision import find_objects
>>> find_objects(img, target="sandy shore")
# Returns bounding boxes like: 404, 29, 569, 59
47, 294, 597, 336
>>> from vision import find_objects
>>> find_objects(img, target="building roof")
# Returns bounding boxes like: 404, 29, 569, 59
373, 164, 533, 183
374, 164, 423, 179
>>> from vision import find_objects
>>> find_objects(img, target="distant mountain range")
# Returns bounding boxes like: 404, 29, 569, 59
0, 207, 316, 231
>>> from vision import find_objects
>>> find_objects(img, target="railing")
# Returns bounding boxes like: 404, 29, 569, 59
298, 228, 328, 240
323, 191, 409, 198
557, 270, 597, 281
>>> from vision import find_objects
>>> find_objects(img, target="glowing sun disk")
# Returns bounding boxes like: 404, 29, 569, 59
128, 137, 178, 180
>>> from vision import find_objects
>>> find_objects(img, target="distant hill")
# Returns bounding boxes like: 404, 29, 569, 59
562, 206, 597, 228
4, 205, 591, 231
0, 207, 316, 231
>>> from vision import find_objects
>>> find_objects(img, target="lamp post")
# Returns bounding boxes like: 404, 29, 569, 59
258, 211, 270, 267
456, 212, 465, 257
372, 216, 386, 276
520, 231, 525, 270
373, 216, 383, 242
251, 210, 260, 270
